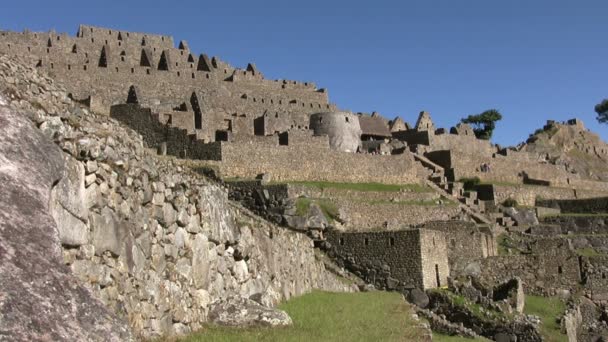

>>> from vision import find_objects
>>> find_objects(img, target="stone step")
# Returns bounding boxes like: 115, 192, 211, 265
475, 200, 486, 213
449, 188, 461, 196
496, 216, 514, 226
459, 197, 476, 206
463, 191, 478, 200
429, 175, 445, 184
488, 212, 505, 219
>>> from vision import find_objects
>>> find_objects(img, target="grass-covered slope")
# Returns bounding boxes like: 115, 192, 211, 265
524, 296, 567, 342
179, 291, 430, 342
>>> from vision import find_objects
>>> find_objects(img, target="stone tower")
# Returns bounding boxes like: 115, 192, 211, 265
310, 112, 362, 153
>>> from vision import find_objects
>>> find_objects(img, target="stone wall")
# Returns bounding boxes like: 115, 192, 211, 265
110, 103, 223, 160
0, 55, 355, 340
335, 200, 461, 230
581, 256, 608, 301
225, 180, 290, 225
536, 197, 608, 214
326, 229, 449, 290
477, 183, 607, 206
214, 139, 427, 184
0, 25, 335, 143
285, 184, 440, 203
476, 254, 580, 295
421, 221, 496, 274
539, 215, 608, 235
419, 229, 450, 289
108, 102, 429, 185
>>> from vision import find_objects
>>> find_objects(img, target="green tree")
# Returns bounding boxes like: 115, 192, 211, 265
594, 99, 608, 124
461, 109, 503, 140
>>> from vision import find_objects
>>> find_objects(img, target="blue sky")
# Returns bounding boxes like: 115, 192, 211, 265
1, 0, 607, 145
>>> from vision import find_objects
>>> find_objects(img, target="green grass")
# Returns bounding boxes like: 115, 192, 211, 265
360, 198, 457, 206
179, 291, 428, 342
433, 332, 486, 342
496, 233, 524, 256
524, 296, 567, 342
295, 197, 339, 222
542, 213, 608, 218
287, 181, 432, 193
576, 248, 605, 257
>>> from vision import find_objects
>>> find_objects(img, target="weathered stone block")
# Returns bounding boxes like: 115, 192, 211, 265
50, 197, 88, 246
91, 207, 128, 256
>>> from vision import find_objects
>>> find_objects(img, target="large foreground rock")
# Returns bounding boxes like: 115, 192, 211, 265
208, 296, 293, 327
0, 102, 132, 341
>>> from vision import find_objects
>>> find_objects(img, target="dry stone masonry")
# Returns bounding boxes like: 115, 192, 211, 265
0, 54, 355, 340
3, 23, 608, 342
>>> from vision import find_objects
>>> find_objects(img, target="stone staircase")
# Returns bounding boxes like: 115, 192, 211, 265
411, 152, 514, 227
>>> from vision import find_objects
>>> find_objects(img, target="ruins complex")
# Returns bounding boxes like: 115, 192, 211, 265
2, 24, 608, 341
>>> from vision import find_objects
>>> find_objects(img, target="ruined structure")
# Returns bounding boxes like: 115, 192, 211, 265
3, 24, 608, 341
309, 112, 362, 152
0, 24, 335, 143
326, 229, 449, 290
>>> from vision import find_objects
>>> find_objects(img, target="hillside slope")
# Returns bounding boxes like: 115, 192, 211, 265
521, 120, 608, 181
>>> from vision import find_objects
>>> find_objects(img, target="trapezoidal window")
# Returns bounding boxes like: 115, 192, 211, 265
158, 51, 169, 71
190, 93, 203, 130
279, 132, 288, 146
435, 264, 441, 287
98, 46, 109, 68
389, 237, 395, 246
215, 130, 229, 141
339, 238, 344, 246
126, 85, 139, 104
364, 238, 369, 246
140, 49, 152, 67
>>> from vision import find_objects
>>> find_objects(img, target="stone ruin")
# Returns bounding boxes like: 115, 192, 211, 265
2, 24, 608, 341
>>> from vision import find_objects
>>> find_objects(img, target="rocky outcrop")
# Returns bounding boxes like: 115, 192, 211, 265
427, 289, 542, 342
416, 308, 481, 339
495, 278, 525, 314
502, 207, 539, 226
0, 101, 132, 340
208, 296, 293, 327
0, 54, 356, 340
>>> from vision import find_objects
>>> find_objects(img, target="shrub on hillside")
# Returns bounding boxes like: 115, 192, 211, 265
502, 198, 518, 207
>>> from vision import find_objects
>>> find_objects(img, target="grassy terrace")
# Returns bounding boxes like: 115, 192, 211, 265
178, 291, 430, 342
541, 213, 608, 218
287, 181, 432, 193
362, 198, 458, 206
576, 247, 606, 257
523, 296, 567, 342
